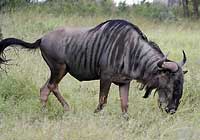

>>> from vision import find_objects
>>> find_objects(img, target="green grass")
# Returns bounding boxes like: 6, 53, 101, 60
0, 10, 200, 140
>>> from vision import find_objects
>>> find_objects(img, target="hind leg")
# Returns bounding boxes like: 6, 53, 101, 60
40, 79, 50, 109
40, 52, 69, 111
47, 64, 69, 111
40, 64, 69, 111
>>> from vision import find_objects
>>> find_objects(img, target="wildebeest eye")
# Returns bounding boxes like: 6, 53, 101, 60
163, 70, 171, 76
159, 69, 169, 74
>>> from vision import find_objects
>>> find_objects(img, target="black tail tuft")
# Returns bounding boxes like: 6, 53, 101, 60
0, 38, 41, 65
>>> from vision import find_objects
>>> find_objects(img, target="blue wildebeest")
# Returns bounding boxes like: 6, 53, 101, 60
0, 20, 187, 116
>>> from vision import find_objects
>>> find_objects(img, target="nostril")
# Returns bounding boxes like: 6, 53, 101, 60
169, 109, 176, 115
165, 107, 170, 113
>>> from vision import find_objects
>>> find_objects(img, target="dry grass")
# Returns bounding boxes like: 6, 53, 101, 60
0, 10, 200, 140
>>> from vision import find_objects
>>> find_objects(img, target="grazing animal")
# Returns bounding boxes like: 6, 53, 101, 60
0, 19, 187, 115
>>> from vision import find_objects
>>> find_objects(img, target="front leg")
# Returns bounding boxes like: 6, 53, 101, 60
94, 79, 111, 113
119, 83, 130, 117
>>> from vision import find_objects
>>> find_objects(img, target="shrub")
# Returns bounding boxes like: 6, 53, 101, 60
131, 3, 177, 21
0, 1, 194, 24
0, 75, 37, 103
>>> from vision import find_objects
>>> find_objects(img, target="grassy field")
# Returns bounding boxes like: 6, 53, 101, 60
0, 10, 200, 140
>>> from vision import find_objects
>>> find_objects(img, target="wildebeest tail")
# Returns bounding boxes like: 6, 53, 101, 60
0, 38, 41, 63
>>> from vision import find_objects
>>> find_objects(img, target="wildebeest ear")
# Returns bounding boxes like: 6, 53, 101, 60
157, 53, 169, 69
157, 61, 163, 69
183, 70, 188, 74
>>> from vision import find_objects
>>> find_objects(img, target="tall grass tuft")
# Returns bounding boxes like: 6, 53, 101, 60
0, 6, 200, 140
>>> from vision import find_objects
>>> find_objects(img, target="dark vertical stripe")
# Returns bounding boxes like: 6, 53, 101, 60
76, 34, 91, 69
84, 32, 99, 69
139, 58, 149, 78
115, 29, 130, 62
93, 33, 105, 72
95, 33, 110, 67
128, 39, 135, 72
130, 37, 140, 70
133, 47, 143, 70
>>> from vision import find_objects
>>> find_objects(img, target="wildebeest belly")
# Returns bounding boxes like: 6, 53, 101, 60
68, 68, 100, 81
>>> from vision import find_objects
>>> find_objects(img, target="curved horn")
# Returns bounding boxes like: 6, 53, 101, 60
162, 62, 179, 72
157, 52, 179, 72
179, 50, 186, 67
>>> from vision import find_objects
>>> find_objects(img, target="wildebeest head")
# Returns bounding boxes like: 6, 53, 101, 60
156, 51, 187, 114
144, 51, 187, 114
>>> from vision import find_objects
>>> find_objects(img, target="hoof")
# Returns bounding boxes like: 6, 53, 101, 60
94, 104, 105, 113
41, 106, 48, 113
94, 108, 101, 113
122, 112, 129, 121
63, 105, 70, 112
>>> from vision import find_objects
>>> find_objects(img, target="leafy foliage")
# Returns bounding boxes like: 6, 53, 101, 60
0, 0, 199, 20
132, 3, 177, 21
0, 0, 28, 10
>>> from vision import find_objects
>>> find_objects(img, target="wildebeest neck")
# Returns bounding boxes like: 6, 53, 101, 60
129, 36, 164, 82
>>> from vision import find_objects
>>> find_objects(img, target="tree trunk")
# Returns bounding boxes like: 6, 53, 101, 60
168, 0, 172, 7
182, 0, 189, 17
193, 0, 199, 18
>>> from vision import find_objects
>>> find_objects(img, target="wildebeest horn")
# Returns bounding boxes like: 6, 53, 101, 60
157, 52, 179, 72
161, 62, 179, 72
179, 50, 186, 67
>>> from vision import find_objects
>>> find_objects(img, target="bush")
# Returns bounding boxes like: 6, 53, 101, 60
0, 75, 37, 103
0, 0, 115, 16
0, 1, 193, 24
45, 0, 114, 16
131, 3, 177, 21
0, 0, 29, 10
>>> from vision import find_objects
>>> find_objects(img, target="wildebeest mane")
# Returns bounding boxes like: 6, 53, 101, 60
89, 19, 148, 40
89, 19, 163, 56
148, 41, 163, 56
